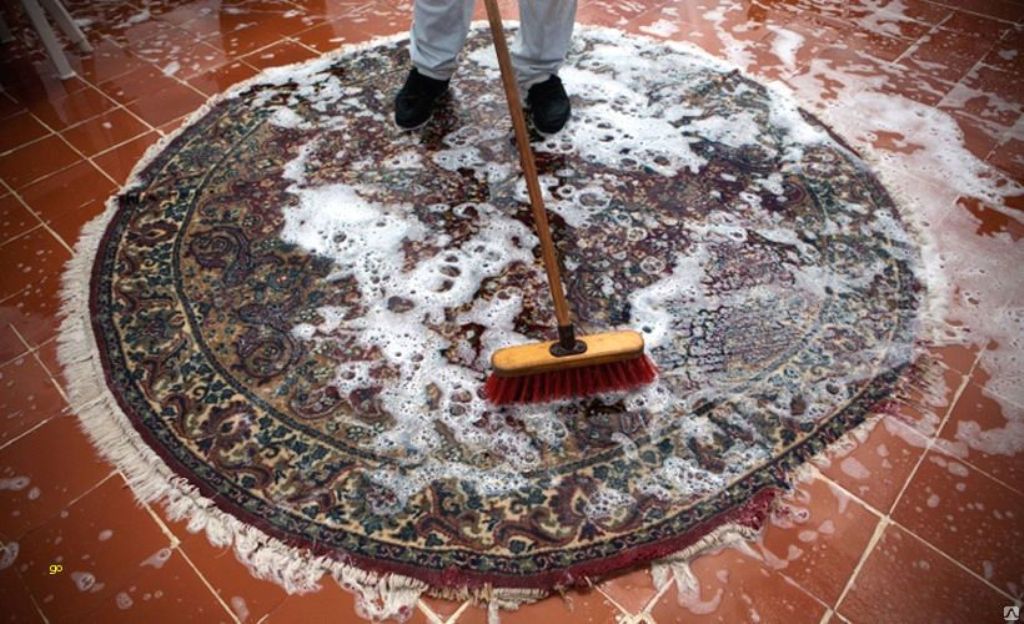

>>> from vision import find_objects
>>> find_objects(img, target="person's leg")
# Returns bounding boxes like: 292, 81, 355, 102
513, 0, 576, 133
396, 0, 475, 128
512, 0, 577, 90
409, 0, 476, 81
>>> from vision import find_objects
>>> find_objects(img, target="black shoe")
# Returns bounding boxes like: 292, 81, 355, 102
526, 75, 571, 134
394, 68, 450, 129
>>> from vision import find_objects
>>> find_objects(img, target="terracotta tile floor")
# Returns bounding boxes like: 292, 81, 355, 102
1, 0, 1022, 622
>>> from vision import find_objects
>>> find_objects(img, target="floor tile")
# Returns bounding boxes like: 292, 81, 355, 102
78, 549, 234, 623
30, 338, 62, 380
838, 523, 1009, 623
646, 545, 827, 623
0, 275, 65, 349
187, 60, 261, 97
956, 196, 1024, 240
110, 19, 210, 72
19, 160, 116, 244
0, 325, 27, 366
262, 577, 362, 623
493, 588, 623, 624
97, 65, 186, 107
926, 343, 981, 376
892, 450, 1024, 596
203, 5, 315, 58
0, 355, 66, 447
0, 94, 24, 121
0, 227, 70, 301
23, 84, 117, 132
0, 415, 111, 539
241, 40, 319, 71
937, 368, 1024, 487
945, 110, 1010, 163
0, 194, 38, 244
291, 16, 389, 53
0, 136, 81, 190
416, 594, 469, 623
0, 560, 45, 624
816, 415, 929, 513
940, 65, 1023, 128
0, 112, 50, 154
982, 27, 1024, 75
753, 477, 880, 606
92, 132, 161, 185
69, 40, 150, 86
597, 566, 664, 615
928, 0, 1024, 24
178, 531, 290, 622
988, 137, 1024, 182
940, 10, 1016, 41
449, 586, 622, 624
899, 26, 998, 84
124, 84, 207, 129
15, 477, 173, 622
579, 0, 661, 28
60, 107, 150, 158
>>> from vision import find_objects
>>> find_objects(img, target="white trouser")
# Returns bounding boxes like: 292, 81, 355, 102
409, 0, 577, 90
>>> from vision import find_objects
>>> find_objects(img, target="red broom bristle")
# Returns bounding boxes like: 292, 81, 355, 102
484, 354, 658, 405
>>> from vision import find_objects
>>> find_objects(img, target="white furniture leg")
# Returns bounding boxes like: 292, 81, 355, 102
19, 0, 75, 79
37, 0, 92, 53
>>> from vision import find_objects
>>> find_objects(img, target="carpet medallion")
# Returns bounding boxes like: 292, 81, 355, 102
62, 28, 923, 601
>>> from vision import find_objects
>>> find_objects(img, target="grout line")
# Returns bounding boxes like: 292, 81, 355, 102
923, 0, 1021, 25
0, 131, 54, 158
890, 11, 951, 66
0, 178, 73, 254
596, 582, 645, 618
176, 545, 243, 624
818, 352, 979, 614
139, 498, 181, 548
832, 515, 889, 612
443, 599, 472, 624
414, 598, 444, 624
64, 469, 119, 509
0, 220, 45, 248
8, 324, 70, 403
817, 468, 1022, 606
887, 353, 979, 511
0, 412, 58, 452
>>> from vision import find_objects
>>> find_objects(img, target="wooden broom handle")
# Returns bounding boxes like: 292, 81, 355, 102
483, 0, 573, 330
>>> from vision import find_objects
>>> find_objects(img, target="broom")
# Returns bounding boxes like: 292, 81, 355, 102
481, 0, 657, 405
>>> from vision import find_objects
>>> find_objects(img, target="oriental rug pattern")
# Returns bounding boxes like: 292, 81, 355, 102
70, 28, 922, 591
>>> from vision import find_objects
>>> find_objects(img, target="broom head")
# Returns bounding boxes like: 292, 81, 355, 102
484, 330, 657, 405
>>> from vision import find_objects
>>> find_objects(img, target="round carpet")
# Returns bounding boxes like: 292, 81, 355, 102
61, 27, 922, 598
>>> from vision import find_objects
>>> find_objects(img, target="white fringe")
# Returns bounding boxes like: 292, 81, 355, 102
55, 24, 925, 621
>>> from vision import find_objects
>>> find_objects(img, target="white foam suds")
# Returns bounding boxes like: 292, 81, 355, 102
139, 548, 172, 569
116, 591, 133, 610
0, 542, 17, 570
766, 26, 804, 73
0, 476, 30, 491
839, 457, 871, 480
673, 562, 724, 614
71, 571, 103, 593
231, 596, 250, 621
